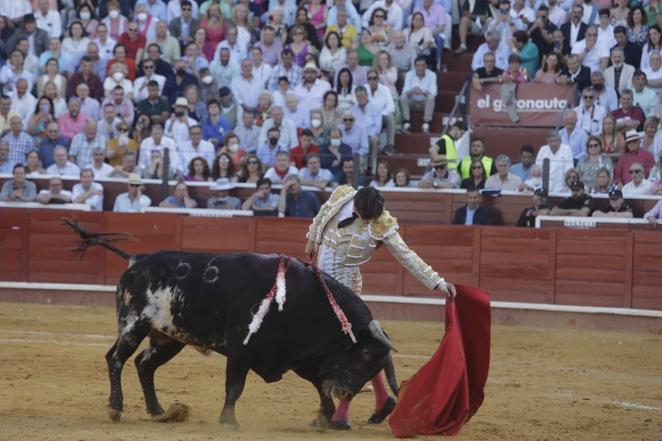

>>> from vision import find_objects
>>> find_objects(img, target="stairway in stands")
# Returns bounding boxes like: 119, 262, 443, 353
385, 50, 476, 179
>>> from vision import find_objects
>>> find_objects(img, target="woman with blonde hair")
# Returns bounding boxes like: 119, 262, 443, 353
200, 5, 226, 61
37, 58, 66, 98
641, 117, 659, 151
232, 3, 253, 48
599, 114, 625, 161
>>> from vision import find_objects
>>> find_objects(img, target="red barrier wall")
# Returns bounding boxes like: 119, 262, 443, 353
1, 208, 661, 310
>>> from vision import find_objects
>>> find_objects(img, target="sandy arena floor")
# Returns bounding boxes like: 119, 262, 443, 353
0, 302, 661, 441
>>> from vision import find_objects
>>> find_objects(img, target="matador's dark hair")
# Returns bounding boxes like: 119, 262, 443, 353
354, 187, 384, 221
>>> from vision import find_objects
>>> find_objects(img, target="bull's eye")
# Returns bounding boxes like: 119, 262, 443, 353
202, 266, 219, 284
362, 348, 371, 361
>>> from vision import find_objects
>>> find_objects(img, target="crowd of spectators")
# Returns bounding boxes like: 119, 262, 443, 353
0, 0, 661, 224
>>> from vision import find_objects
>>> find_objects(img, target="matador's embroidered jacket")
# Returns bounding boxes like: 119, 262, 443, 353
307, 185, 442, 294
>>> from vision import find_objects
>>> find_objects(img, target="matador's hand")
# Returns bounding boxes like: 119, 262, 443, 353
439, 282, 457, 298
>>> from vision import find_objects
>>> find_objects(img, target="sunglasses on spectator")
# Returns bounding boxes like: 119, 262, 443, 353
182, 6, 191, 10
128, 27, 138, 31
117, 127, 129, 132
129, 184, 140, 187
472, 165, 483, 169
374, 14, 385, 18
247, 160, 258, 165
583, 95, 594, 100
630, 169, 643, 174
344, 118, 354, 121
144, 65, 154, 69
588, 143, 600, 148
367, 76, 378, 80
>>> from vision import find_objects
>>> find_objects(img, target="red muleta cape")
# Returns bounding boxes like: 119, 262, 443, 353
388, 285, 491, 438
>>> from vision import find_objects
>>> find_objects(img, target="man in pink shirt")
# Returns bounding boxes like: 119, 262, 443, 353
614, 130, 655, 184
644, 199, 662, 224
58, 97, 90, 142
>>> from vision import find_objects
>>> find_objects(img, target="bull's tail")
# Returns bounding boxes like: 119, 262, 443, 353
62, 218, 132, 261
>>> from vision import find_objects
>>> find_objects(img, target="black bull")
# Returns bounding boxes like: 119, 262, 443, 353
65, 220, 399, 429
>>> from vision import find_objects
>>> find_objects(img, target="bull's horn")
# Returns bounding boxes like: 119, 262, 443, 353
369, 320, 397, 352
384, 353, 400, 396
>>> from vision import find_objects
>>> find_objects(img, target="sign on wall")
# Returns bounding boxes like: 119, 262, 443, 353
469, 84, 576, 127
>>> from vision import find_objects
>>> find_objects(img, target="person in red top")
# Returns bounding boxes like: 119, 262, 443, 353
614, 129, 655, 184
289, 129, 320, 169
106, 44, 137, 80
66, 56, 104, 100
118, 22, 146, 63
611, 89, 646, 132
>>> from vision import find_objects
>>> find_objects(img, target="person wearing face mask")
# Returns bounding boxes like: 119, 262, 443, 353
233, 111, 260, 154
586, 70, 619, 111
256, 127, 288, 167
102, 0, 129, 41
308, 109, 328, 146
198, 67, 218, 104
135, 0, 167, 23
201, 99, 232, 149
103, 64, 134, 99
320, 127, 352, 175
218, 134, 246, 169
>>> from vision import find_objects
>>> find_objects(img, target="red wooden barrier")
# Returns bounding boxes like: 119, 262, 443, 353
1, 208, 661, 310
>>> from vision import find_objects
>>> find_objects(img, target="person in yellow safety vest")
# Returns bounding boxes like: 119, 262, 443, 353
458, 137, 497, 179
429, 122, 465, 169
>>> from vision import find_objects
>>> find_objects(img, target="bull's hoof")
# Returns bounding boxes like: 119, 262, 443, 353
152, 403, 190, 423
220, 421, 240, 430
367, 396, 396, 424
328, 419, 351, 430
108, 407, 122, 422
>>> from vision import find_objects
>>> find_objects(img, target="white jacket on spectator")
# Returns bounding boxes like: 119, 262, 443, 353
72, 182, 104, 211
535, 143, 574, 194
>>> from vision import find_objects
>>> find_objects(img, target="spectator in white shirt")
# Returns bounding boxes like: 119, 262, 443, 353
263, 150, 298, 184
362, 0, 403, 32
72, 168, 104, 211
46, 145, 81, 177
180, 124, 215, 169
295, 62, 332, 118
574, 86, 607, 135
258, 106, 298, 149
622, 162, 653, 195
535, 131, 574, 193
36, 176, 72, 205
113, 173, 152, 212
132, 67, 166, 103
251, 46, 273, 88
85, 147, 114, 178
352, 86, 382, 157
471, 32, 510, 71
34, 0, 62, 38
231, 58, 266, 113
401, 56, 437, 133
138, 124, 180, 172
164, 97, 197, 146
571, 25, 609, 73
485, 154, 523, 191
9, 78, 36, 124
283, 93, 308, 128
366, 68, 395, 153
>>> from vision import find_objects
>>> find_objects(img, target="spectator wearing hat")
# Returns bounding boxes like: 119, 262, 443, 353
162, 58, 197, 105
517, 188, 550, 227
294, 62, 331, 118
536, 131, 574, 193
165, 97, 198, 146
242, 177, 280, 214
614, 129, 655, 184
0, 163, 37, 202
550, 180, 593, 216
592, 188, 633, 217
72, 168, 104, 211
36, 177, 72, 205
452, 184, 493, 225
113, 174, 152, 212
418, 158, 460, 189
622, 162, 653, 195
159, 181, 197, 208
277, 174, 321, 218
231, 59, 265, 113
7, 14, 49, 57
207, 178, 241, 209
401, 56, 437, 133
485, 154, 523, 191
